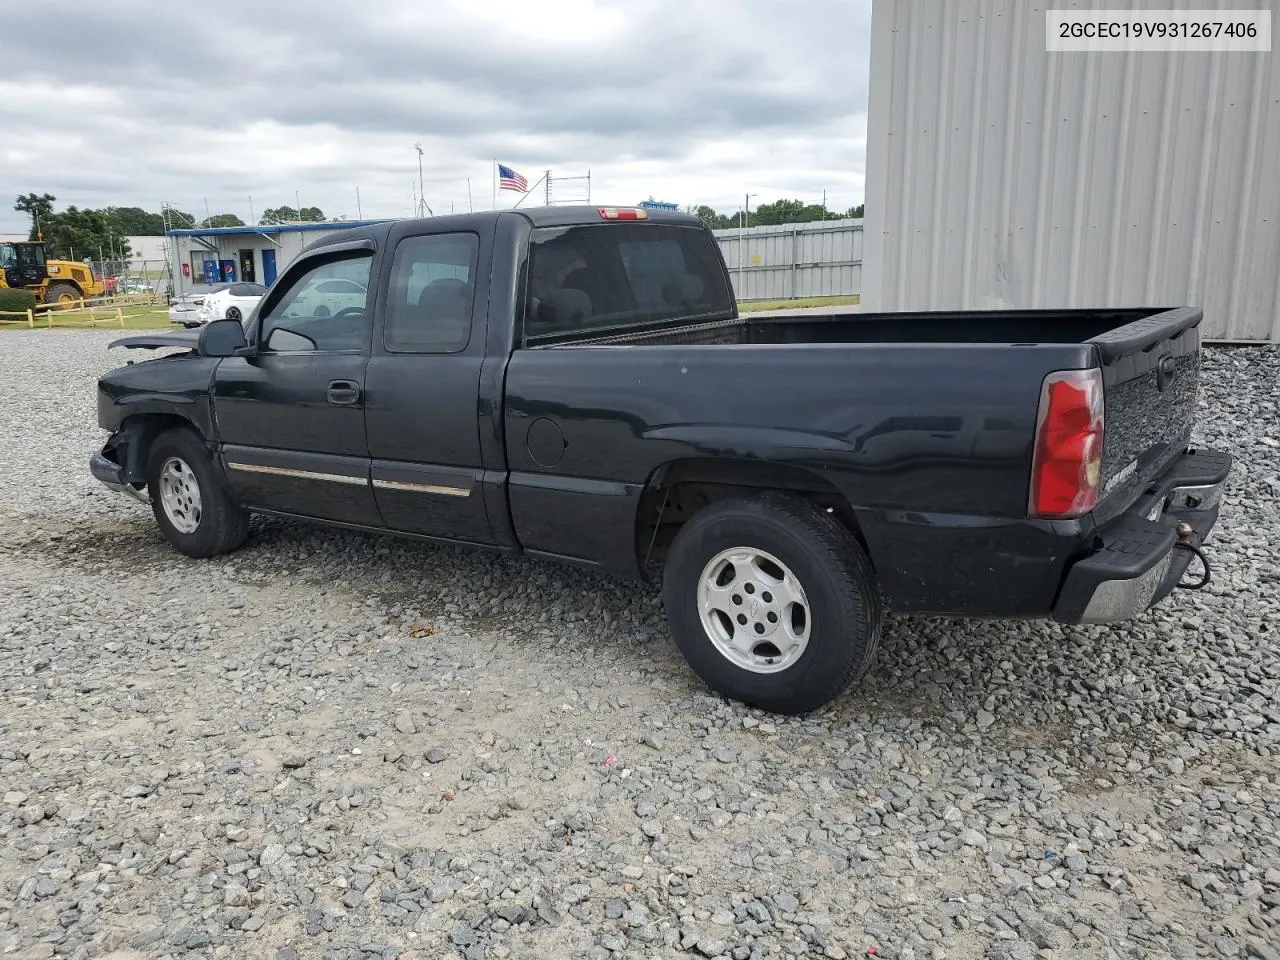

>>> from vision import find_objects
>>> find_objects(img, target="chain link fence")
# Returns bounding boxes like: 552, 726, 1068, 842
85, 259, 169, 296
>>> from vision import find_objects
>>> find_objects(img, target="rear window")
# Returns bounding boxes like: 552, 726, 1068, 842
523, 223, 732, 340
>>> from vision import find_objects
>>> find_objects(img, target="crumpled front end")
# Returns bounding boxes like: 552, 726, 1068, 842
90, 425, 151, 504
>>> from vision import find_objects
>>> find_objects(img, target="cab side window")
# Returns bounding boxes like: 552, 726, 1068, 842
384, 234, 478, 353
259, 255, 372, 353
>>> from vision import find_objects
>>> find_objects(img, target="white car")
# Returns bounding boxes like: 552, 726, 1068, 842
286, 277, 367, 319
169, 282, 267, 327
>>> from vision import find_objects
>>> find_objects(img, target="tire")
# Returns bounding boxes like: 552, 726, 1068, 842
226, 306, 242, 322
662, 492, 881, 714
146, 428, 249, 558
44, 282, 79, 305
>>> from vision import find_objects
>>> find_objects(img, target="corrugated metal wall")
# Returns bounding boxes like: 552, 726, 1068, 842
862, 0, 1280, 342
713, 219, 863, 301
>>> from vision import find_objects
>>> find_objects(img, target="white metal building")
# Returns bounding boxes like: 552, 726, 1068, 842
861, 0, 1280, 342
165, 220, 391, 295
123, 235, 170, 270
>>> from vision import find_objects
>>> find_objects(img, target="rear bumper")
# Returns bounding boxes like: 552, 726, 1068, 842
1052, 448, 1231, 624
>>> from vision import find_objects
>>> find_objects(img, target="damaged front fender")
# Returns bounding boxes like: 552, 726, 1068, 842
91, 422, 153, 503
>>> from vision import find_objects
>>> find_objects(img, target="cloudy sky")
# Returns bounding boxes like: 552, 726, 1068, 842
0, 0, 871, 234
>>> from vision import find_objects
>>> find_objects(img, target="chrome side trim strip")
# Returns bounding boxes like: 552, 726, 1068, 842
371, 479, 472, 498
226, 462, 369, 486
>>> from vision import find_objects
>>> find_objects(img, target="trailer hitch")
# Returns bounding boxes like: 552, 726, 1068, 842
1174, 521, 1211, 590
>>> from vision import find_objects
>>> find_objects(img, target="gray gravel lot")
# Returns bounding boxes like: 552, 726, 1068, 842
1, 330, 1277, 960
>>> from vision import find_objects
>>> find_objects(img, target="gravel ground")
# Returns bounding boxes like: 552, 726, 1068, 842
0, 331, 1277, 960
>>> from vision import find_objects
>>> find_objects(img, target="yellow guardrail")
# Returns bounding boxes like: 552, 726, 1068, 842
0, 308, 39, 328
0, 292, 165, 328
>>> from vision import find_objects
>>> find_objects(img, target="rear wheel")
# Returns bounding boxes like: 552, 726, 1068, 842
146, 428, 249, 558
44, 282, 79, 305
662, 492, 881, 714
226, 306, 242, 321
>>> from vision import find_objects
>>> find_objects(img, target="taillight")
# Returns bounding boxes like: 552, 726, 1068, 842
1029, 368, 1104, 518
598, 207, 648, 221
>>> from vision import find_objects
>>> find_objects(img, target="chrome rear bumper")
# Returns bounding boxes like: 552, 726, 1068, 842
1053, 449, 1231, 624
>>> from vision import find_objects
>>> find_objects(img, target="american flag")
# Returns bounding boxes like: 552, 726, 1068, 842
497, 163, 528, 193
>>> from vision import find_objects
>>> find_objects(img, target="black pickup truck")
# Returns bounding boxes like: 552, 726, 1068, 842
92, 206, 1230, 713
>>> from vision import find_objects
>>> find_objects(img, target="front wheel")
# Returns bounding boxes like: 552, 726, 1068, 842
147, 428, 249, 558
226, 306, 242, 322
44, 282, 79, 305
662, 493, 881, 714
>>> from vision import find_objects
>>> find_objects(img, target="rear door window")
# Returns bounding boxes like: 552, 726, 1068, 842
524, 223, 732, 340
384, 233, 478, 353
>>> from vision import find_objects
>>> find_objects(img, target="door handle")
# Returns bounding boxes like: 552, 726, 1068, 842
327, 379, 361, 406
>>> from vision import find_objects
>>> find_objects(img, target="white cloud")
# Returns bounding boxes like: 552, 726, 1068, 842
0, 0, 871, 232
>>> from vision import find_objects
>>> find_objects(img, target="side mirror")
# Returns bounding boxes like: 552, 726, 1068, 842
197, 318, 248, 357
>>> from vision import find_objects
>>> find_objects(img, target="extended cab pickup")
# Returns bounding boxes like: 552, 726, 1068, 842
92, 207, 1231, 713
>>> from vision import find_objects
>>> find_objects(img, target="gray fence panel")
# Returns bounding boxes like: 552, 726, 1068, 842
713, 218, 863, 301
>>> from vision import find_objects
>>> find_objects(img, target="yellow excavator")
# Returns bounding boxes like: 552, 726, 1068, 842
0, 239, 106, 304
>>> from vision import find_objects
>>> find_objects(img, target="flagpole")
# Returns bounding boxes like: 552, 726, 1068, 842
492, 159, 497, 210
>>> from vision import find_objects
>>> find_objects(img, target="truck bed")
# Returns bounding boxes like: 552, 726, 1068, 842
507, 304, 1203, 610
570, 306, 1191, 349
555, 304, 1203, 529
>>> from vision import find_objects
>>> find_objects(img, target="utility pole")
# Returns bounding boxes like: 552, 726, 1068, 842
415, 143, 425, 217
545, 170, 552, 207
356, 185, 362, 219
739, 192, 756, 302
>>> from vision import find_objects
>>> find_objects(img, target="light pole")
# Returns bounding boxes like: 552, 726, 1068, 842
738, 192, 756, 302
415, 143, 425, 217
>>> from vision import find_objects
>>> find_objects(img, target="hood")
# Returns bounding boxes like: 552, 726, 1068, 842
109, 331, 200, 351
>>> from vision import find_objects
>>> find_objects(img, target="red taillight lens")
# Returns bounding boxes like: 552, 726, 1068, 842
1029, 368, 1104, 518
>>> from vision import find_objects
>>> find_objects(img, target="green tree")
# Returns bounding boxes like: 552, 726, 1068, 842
261, 205, 325, 225
202, 213, 245, 228
690, 204, 735, 230
162, 208, 198, 230
752, 199, 805, 225
14, 193, 57, 239
41, 206, 132, 261
686, 199, 863, 230
104, 206, 166, 235
260, 206, 297, 225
